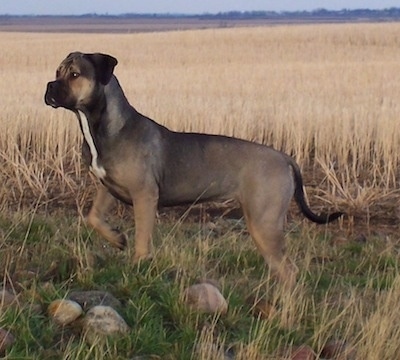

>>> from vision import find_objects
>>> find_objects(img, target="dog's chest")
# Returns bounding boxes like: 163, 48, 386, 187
78, 110, 106, 180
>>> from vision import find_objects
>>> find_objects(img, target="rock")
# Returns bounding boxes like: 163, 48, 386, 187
321, 339, 355, 359
0, 328, 15, 356
199, 278, 221, 290
183, 283, 228, 314
290, 345, 316, 360
83, 305, 130, 343
68, 290, 121, 311
48, 299, 83, 326
0, 288, 18, 312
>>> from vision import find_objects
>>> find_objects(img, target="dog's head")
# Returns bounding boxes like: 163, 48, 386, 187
44, 52, 118, 110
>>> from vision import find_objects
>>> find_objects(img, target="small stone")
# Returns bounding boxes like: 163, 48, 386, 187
48, 299, 83, 326
0, 328, 15, 356
290, 345, 316, 360
183, 283, 228, 314
0, 289, 18, 312
0, 289, 17, 306
321, 339, 355, 359
83, 305, 130, 343
68, 290, 121, 311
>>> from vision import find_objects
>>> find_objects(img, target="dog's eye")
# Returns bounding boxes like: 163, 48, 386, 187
71, 72, 80, 79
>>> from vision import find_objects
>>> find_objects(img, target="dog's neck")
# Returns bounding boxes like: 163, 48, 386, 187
103, 76, 133, 136
76, 76, 132, 137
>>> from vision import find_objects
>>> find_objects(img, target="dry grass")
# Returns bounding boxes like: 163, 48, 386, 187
1, 23, 400, 216
1, 23, 400, 358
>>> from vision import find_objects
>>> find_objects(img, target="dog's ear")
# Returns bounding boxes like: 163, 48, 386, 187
67, 51, 83, 59
84, 53, 118, 85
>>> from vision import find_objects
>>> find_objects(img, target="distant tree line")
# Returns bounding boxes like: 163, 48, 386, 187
2, 8, 400, 20
202, 8, 400, 19
89, 8, 400, 20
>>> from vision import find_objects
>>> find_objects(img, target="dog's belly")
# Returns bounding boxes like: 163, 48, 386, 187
159, 191, 231, 207
158, 174, 236, 207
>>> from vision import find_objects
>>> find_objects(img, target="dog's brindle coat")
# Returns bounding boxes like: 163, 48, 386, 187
45, 52, 342, 287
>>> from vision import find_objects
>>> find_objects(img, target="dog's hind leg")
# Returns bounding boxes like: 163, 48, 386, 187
86, 185, 127, 250
246, 217, 298, 289
240, 181, 298, 289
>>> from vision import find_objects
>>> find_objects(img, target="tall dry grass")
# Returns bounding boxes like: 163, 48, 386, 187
1, 23, 400, 219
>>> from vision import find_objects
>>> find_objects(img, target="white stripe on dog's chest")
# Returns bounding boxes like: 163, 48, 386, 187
78, 110, 106, 179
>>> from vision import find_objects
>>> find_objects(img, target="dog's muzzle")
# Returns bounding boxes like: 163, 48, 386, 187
44, 81, 60, 108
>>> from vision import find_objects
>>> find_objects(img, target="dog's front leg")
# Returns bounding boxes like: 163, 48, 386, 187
131, 189, 158, 263
86, 185, 127, 250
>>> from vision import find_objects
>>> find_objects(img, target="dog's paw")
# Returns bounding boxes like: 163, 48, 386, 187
111, 229, 127, 250
132, 253, 153, 265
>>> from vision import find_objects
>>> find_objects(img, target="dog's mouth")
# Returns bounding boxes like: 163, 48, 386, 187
46, 97, 58, 108
44, 91, 60, 108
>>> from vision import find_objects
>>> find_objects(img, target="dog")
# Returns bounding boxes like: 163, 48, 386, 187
45, 52, 342, 287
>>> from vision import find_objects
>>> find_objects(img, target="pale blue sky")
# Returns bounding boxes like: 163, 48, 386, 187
0, 0, 398, 15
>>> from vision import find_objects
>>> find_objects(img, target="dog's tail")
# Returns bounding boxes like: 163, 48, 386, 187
288, 157, 344, 224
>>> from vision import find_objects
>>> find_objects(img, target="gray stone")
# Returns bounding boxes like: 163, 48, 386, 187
183, 283, 228, 314
83, 305, 130, 344
0, 288, 18, 313
0, 328, 15, 356
68, 290, 121, 311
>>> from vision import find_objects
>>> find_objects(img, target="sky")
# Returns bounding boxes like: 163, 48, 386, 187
0, 0, 399, 16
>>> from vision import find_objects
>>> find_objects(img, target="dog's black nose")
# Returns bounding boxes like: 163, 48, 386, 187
46, 81, 55, 91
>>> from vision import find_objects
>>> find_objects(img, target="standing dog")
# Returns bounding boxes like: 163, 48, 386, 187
45, 52, 342, 287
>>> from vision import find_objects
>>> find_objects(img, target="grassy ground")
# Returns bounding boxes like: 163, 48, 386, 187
1, 206, 400, 359
1, 23, 400, 358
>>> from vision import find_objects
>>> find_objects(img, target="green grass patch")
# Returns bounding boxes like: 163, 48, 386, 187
1, 213, 399, 358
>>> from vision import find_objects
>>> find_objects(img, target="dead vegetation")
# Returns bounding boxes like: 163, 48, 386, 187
1, 24, 400, 224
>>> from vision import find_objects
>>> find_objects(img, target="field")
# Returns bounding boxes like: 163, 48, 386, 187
1, 23, 400, 358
